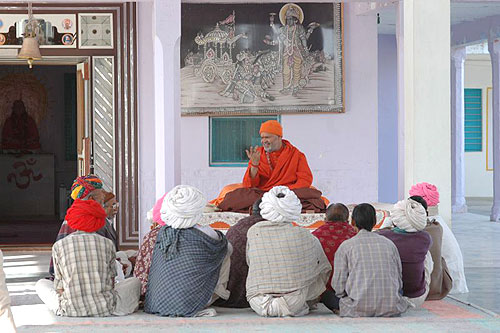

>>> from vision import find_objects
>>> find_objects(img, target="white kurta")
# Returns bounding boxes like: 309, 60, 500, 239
246, 222, 331, 317
0, 250, 16, 333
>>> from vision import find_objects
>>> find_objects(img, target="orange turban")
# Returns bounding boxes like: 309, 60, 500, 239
259, 120, 283, 137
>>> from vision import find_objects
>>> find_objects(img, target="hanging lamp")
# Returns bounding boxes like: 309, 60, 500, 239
18, 2, 41, 69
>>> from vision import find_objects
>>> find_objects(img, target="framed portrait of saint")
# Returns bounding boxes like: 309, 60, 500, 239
181, 2, 344, 116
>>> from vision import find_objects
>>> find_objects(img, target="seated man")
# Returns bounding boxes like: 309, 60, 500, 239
410, 195, 452, 300
212, 120, 326, 213
35, 197, 141, 316
246, 186, 331, 317
133, 194, 166, 298
378, 199, 433, 308
144, 185, 232, 317
0, 251, 16, 332
312, 203, 357, 311
332, 203, 410, 317
214, 198, 264, 308
49, 175, 119, 278
100, 191, 120, 251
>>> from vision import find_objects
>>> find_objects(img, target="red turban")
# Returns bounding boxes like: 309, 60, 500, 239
259, 120, 283, 137
65, 199, 107, 233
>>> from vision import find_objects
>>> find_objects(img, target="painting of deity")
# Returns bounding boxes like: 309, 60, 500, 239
181, 2, 344, 115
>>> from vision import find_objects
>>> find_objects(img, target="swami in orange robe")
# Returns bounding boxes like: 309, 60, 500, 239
242, 139, 312, 191
211, 120, 326, 210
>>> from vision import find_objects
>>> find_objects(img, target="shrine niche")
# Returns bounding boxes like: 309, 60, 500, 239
1, 100, 40, 152
0, 72, 54, 216
0, 73, 47, 151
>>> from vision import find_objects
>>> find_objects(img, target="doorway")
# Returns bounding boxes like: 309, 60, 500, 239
0, 59, 91, 246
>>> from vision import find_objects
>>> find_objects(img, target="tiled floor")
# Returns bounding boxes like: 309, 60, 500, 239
451, 197, 500, 314
4, 251, 51, 307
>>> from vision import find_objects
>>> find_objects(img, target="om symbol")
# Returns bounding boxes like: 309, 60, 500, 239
7, 158, 43, 189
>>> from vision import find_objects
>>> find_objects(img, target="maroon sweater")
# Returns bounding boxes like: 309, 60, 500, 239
213, 214, 264, 308
378, 229, 432, 298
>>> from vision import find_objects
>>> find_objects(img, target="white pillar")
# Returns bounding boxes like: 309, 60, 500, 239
399, 0, 452, 224
154, 0, 181, 199
488, 39, 500, 221
396, 2, 405, 200
137, 1, 157, 242
451, 47, 468, 213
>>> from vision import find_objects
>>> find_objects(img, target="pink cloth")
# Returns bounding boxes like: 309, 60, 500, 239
409, 182, 440, 207
152, 194, 167, 226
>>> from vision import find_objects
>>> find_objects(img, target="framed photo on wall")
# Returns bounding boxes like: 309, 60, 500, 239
181, 2, 344, 116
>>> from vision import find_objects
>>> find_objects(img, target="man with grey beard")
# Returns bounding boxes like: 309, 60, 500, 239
242, 120, 312, 190
212, 120, 326, 213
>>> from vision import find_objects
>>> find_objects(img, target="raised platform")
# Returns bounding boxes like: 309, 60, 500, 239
199, 209, 390, 231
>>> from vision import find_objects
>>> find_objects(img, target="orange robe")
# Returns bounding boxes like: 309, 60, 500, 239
210, 140, 328, 208
242, 140, 312, 191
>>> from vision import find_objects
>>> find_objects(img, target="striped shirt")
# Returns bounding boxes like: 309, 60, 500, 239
332, 229, 410, 317
53, 231, 117, 317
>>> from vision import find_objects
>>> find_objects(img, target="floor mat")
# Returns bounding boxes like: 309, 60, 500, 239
12, 297, 500, 332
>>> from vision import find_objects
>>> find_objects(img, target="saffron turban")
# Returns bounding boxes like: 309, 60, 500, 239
260, 186, 302, 223
70, 175, 103, 200
65, 199, 107, 233
390, 199, 427, 232
259, 120, 283, 137
409, 182, 440, 207
160, 185, 206, 229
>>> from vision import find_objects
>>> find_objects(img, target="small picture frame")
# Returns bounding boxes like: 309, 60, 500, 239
62, 18, 73, 30
61, 33, 74, 45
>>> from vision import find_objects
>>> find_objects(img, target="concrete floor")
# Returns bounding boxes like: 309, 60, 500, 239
466, 197, 493, 217
4, 203, 500, 331
451, 197, 500, 313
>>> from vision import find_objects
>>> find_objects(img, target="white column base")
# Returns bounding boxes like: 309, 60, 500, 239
490, 204, 500, 221
452, 203, 468, 214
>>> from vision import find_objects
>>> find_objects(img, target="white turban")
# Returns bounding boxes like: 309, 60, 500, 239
390, 199, 427, 232
160, 185, 206, 229
259, 186, 302, 223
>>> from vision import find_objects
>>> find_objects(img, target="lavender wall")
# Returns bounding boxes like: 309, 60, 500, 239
180, 4, 379, 204
377, 34, 399, 203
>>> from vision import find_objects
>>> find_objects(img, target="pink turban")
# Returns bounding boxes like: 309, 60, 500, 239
409, 182, 440, 207
152, 193, 168, 226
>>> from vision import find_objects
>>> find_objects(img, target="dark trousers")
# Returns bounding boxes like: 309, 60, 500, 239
320, 289, 340, 312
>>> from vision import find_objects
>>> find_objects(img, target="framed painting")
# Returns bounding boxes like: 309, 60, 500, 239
181, 2, 344, 116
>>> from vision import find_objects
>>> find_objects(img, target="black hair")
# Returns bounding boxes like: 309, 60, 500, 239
409, 195, 428, 216
352, 203, 376, 231
326, 203, 349, 222
252, 198, 263, 217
